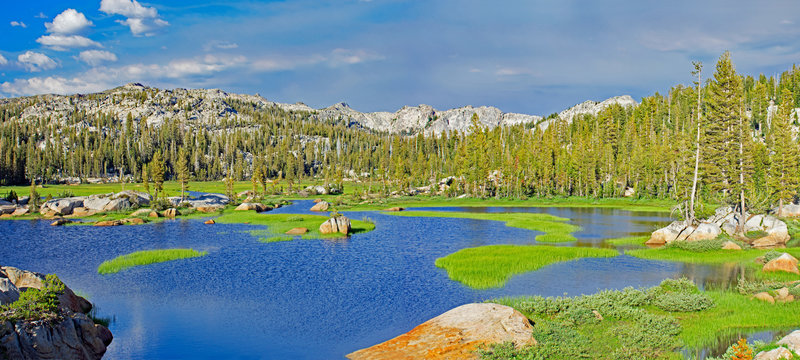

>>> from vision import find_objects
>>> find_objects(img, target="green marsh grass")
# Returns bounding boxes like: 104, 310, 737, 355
384, 210, 579, 242
435, 245, 617, 289
97, 249, 207, 274
345, 195, 677, 212
215, 212, 375, 240
625, 247, 800, 265
605, 235, 649, 247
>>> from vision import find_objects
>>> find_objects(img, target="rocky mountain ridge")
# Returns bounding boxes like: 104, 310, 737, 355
2, 83, 638, 135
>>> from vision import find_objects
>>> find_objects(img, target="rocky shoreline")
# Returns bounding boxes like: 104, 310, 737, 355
0, 267, 112, 360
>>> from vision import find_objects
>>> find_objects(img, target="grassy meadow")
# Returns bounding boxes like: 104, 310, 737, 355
214, 212, 376, 240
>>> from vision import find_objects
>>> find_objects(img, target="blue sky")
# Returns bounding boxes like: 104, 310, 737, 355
1, 0, 799, 115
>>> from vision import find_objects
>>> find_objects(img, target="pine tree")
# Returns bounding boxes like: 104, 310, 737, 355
176, 147, 190, 203
150, 151, 165, 201
768, 89, 799, 214
703, 52, 742, 203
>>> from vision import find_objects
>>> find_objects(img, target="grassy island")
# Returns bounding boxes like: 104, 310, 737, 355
98, 249, 207, 274
214, 212, 376, 241
435, 245, 618, 289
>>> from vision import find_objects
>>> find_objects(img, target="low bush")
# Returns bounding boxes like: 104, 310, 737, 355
0, 274, 64, 322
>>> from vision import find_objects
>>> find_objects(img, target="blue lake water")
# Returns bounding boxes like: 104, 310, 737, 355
0, 201, 768, 359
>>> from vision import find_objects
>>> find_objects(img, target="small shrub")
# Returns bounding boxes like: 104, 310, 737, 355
731, 338, 753, 360
360, 216, 374, 225
55, 190, 75, 198
4, 190, 18, 202
652, 292, 714, 312
286, 216, 304, 222
0, 274, 64, 322
762, 250, 784, 263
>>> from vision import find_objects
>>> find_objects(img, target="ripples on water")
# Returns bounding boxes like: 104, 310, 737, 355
0, 201, 773, 359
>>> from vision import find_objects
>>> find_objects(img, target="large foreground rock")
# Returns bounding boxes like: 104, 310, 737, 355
747, 215, 790, 248
773, 204, 800, 218
235, 203, 271, 212
763, 253, 799, 274
1, 267, 112, 360
320, 216, 351, 235
346, 303, 536, 360
113, 190, 151, 206
777, 330, 800, 353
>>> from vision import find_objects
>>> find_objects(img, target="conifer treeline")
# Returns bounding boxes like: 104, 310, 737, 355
1, 52, 799, 211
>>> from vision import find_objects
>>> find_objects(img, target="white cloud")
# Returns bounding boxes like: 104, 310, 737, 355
0, 54, 8, 66
1, 76, 108, 96
203, 40, 239, 52
77, 50, 118, 66
46, 9, 93, 34
10, 21, 27, 28
100, 0, 157, 18
35, 12, 48, 19
36, 34, 101, 51
496, 67, 532, 76
252, 49, 383, 72
17, 51, 58, 72
100, 0, 168, 36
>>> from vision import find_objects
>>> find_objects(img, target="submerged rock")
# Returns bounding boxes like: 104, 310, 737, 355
320, 216, 351, 235
763, 253, 799, 274
346, 303, 536, 360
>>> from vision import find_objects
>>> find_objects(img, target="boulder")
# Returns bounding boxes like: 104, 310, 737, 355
113, 190, 151, 206
346, 303, 536, 360
41, 197, 85, 215
775, 287, 794, 303
187, 193, 230, 208
753, 292, 775, 304
50, 219, 71, 226
383, 207, 405, 212
103, 198, 131, 211
83, 195, 112, 211
121, 218, 146, 225
70, 207, 97, 217
310, 201, 330, 212
196, 205, 224, 213
163, 208, 178, 218
286, 227, 308, 235
204, 219, 215, 225
774, 204, 800, 218
0, 205, 16, 215
235, 202, 266, 211
777, 330, 800, 353
131, 208, 152, 217
148, 211, 160, 218
94, 220, 123, 227
763, 253, 799, 274
747, 215, 790, 248
0, 266, 111, 360
1, 266, 91, 314
647, 220, 721, 245
623, 187, 635, 197
754, 347, 793, 360
0, 278, 20, 305
0, 199, 11, 206
721, 241, 742, 250
11, 207, 29, 216
313, 198, 323, 203
320, 216, 351, 235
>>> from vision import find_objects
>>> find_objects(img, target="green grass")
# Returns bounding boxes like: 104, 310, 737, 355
625, 247, 800, 265
435, 245, 618, 289
606, 236, 649, 247
383, 210, 579, 242
671, 290, 800, 349
344, 195, 676, 212
97, 249, 207, 274
214, 212, 375, 240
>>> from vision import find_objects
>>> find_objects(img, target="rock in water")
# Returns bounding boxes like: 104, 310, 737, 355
163, 208, 178, 218
763, 253, 800, 274
346, 303, 536, 360
94, 220, 123, 227
235, 203, 270, 212
320, 216, 351, 235
383, 207, 405, 212
204, 219, 215, 225
310, 201, 329, 212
